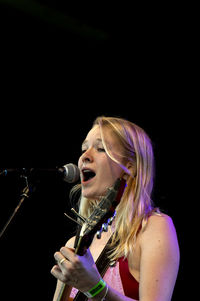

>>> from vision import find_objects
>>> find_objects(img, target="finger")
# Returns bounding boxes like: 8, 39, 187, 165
51, 265, 69, 282
60, 247, 77, 262
51, 265, 64, 281
54, 251, 66, 264
54, 252, 70, 271
51, 264, 61, 276
54, 251, 76, 281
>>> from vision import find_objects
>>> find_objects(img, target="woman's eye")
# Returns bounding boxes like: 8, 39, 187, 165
97, 148, 105, 152
81, 147, 105, 154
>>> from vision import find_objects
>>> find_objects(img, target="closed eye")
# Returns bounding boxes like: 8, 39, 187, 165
97, 148, 105, 152
81, 147, 105, 154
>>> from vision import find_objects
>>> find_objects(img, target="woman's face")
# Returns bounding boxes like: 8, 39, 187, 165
78, 125, 125, 200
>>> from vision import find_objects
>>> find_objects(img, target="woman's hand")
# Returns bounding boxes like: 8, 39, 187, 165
51, 247, 101, 293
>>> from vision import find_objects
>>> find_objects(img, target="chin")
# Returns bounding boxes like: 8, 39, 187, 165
82, 189, 104, 200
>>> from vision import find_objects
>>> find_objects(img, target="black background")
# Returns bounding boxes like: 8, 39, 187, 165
0, 1, 193, 300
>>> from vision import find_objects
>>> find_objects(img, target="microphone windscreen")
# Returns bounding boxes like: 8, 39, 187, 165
63, 163, 80, 183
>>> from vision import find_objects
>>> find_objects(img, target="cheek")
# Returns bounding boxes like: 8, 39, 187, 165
111, 164, 124, 179
102, 158, 123, 180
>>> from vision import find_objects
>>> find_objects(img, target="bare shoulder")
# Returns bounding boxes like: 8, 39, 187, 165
147, 213, 175, 232
140, 213, 180, 257
143, 213, 177, 233
141, 213, 178, 239
65, 236, 76, 248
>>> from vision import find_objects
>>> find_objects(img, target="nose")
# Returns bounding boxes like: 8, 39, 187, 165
81, 148, 93, 163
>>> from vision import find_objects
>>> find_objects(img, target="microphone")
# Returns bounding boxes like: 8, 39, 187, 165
58, 163, 80, 183
0, 164, 80, 183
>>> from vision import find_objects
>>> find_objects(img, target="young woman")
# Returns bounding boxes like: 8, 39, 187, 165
51, 116, 180, 301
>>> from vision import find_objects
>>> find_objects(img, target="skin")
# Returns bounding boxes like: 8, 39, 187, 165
51, 125, 180, 301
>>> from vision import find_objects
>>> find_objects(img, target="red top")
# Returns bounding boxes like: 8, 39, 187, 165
118, 257, 139, 300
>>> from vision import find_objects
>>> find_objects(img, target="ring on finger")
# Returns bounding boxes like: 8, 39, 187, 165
59, 258, 67, 264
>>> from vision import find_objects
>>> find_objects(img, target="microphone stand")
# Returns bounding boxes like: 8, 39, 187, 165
0, 175, 32, 239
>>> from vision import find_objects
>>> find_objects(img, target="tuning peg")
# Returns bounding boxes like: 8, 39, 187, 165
96, 222, 108, 239
102, 223, 108, 232
108, 210, 117, 225
96, 228, 102, 239
107, 217, 113, 225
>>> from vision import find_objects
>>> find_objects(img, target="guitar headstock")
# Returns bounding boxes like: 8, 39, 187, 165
74, 178, 126, 256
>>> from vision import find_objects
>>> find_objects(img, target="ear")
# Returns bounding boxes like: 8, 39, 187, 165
122, 162, 135, 180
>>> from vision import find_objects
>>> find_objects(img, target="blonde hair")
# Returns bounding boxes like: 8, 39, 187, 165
76, 116, 158, 260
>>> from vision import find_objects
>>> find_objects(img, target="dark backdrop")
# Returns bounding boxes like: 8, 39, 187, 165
0, 1, 192, 300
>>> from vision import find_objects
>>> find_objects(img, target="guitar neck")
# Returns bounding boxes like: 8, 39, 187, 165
54, 283, 72, 301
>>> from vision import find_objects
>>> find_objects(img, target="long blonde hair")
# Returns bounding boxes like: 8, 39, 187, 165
76, 116, 158, 260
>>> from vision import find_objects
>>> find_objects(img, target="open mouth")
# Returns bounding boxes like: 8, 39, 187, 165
82, 169, 96, 182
